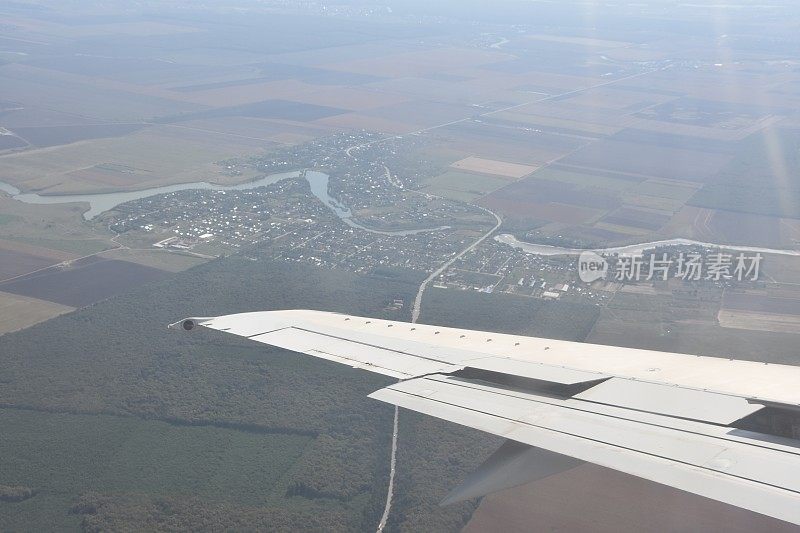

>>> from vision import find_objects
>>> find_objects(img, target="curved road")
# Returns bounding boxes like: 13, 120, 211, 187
412, 206, 502, 323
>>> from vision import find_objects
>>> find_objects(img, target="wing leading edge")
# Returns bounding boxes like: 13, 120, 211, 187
171, 310, 800, 525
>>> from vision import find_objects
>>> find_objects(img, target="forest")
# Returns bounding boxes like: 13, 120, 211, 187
0, 254, 607, 531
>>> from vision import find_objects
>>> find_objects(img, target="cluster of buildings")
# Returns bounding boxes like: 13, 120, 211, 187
106, 179, 332, 253
103, 132, 760, 309
432, 239, 615, 305
102, 133, 494, 276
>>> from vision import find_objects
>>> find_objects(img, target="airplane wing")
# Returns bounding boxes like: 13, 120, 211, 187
170, 310, 800, 526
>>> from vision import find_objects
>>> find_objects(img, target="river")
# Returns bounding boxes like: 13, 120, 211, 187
0, 171, 448, 237
495, 233, 800, 257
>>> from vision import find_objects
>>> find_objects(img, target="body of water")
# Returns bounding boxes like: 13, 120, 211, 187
0, 172, 447, 236
495, 233, 800, 257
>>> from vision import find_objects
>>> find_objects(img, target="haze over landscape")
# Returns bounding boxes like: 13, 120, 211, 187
1, 1, 800, 531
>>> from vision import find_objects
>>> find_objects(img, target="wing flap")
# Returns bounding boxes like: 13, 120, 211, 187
369, 376, 800, 525
574, 378, 763, 425
461, 357, 609, 385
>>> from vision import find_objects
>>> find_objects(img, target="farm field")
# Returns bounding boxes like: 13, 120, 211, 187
0, 126, 270, 194
558, 138, 733, 183
532, 166, 640, 191
449, 156, 537, 179
173, 116, 333, 144
489, 109, 621, 136
10, 123, 147, 149
479, 174, 617, 228
434, 120, 585, 166
0, 247, 59, 280
718, 291, 800, 333
98, 248, 209, 273
718, 310, 800, 334
0, 63, 205, 122
420, 170, 513, 202
586, 293, 800, 365
0, 135, 27, 151
0, 291, 73, 335
0, 257, 170, 307
600, 206, 671, 232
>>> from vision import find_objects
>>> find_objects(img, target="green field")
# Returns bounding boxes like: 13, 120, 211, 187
531, 167, 637, 191
6, 236, 113, 256
633, 179, 699, 201
0, 127, 264, 194
421, 170, 511, 202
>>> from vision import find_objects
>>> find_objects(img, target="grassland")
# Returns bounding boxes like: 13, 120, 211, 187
449, 156, 537, 179
4, 236, 112, 256
0, 126, 269, 194
98, 248, 208, 273
0, 257, 170, 307
420, 170, 511, 202
0, 197, 107, 261
718, 310, 800, 334
0, 248, 57, 280
0, 291, 73, 335
531, 166, 638, 191
586, 291, 800, 365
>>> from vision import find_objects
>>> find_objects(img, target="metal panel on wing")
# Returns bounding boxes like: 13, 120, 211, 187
573, 378, 764, 425
249, 327, 462, 378
463, 357, 609, 385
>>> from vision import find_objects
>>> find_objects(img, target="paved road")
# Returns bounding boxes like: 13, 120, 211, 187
376, 405, 399, 532
376, 203, 501, 532
412, 206, 502, 322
